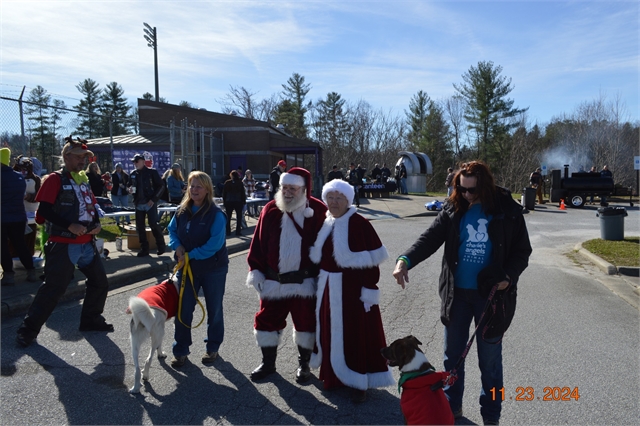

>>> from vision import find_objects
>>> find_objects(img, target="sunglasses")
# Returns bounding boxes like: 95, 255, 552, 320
457, 185, 477, 195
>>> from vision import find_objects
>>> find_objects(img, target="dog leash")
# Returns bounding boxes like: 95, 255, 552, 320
432, 283, 499, 391
176, 253, 206, 329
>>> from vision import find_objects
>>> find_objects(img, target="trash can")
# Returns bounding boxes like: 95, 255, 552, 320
596, 207, 628, 241
523, 187, 536, 210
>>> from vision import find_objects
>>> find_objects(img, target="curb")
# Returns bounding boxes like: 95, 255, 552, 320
574, 243, 640, 277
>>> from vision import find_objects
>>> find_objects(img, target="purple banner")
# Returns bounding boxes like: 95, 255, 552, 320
112, 150, 172, 176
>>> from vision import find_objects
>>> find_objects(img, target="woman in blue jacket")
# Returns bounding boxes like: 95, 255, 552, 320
167, 171, 228, 368
166, 163, 186, 204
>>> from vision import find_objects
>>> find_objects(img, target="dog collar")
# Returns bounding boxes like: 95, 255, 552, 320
398, 369, 435, 393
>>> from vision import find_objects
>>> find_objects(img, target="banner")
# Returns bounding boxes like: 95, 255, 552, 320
112, 150, 172, 176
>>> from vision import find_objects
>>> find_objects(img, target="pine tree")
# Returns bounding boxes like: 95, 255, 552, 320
405, 91, 432, 150
280, 73, 311, 139
24, 86, 56, 172
100, 82, 132, 136
74, 78, 102, 138
453, 61, 527, 164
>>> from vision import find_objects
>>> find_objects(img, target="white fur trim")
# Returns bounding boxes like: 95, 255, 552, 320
332, 208, 388, 269
259, 277, 317, 300
280, 173, 305, 187
293, 330, 315, 350
400, 350, 431, 373
309, 213, 335, 264
304, 205, 314, 218
360, 287, 380, 306
246, 269, 265, 293
254, 329, 282, 347
313, 270, 393, 390
279, 207, 303, 273
322, 179, 354, 204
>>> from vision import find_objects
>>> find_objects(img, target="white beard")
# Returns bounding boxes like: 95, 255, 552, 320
275, 189, 307, 213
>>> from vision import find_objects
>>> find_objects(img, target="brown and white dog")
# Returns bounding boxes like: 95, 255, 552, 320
126, 278, 179, 393
381, 335, 454, 425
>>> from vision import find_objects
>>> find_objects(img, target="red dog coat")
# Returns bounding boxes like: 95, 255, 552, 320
399, 371, 454, 425
137, 280, 179, 319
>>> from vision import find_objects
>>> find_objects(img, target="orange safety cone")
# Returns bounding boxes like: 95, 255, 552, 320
559, 199, 566, 210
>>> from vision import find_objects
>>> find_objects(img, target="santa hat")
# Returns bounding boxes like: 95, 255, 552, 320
280, 167, 314, 218
321, 179, 354, 205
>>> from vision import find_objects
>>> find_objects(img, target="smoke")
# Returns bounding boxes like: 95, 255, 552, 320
540, 145, 592, 173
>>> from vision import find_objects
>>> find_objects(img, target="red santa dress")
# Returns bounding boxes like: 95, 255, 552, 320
246, 197, 327, 349
309, 206, 394, 390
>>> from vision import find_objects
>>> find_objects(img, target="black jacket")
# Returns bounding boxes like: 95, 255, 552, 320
111, 170, 129, 197
129, 166, 165, 205
400, 186, 532, 326
269, 166, 282, 195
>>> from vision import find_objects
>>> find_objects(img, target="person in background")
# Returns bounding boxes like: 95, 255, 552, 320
327, 164, 344, 182
399, 163, 408, 194
369, 163, 382, 183
1, 148, 39, 286
392, 160, 532, 425
347, 162, 362, 208
111, 163, 130, 225
16, 137, 114, 347
246, 167, 327, 383
588, 166, 598, 204
380, 163, 391, 183
167, 171, 229, 367
167, 163, 186, 204
86, 161, 104, 197
529, 167, 544, 204
599, 165, 613, 205
269, 160, 286, 201
129, 153, 167, 257
243, 169, 257, 217
445, 167, 455, 197
14, 156, 41, 256
222, 170, 246, 236
309, 179, 394, 403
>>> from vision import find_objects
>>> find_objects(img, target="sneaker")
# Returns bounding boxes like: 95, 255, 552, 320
483, 419, 499, 425
452, 407, 463, 419
157, 246, 166, 256
137, 251, 150, 257
202, 351, 218, 364
79, 319, 114, 332
171, 355, 187, 368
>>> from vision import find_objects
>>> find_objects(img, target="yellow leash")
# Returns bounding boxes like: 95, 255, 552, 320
176, 253, 206, 329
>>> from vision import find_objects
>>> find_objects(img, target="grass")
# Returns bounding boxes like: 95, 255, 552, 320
582, 237, 640, 267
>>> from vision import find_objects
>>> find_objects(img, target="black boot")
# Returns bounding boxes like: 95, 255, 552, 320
296, 346, 313, 383
250, 346, 277, 381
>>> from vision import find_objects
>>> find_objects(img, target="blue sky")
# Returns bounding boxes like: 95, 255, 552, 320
1, 0, 638, 127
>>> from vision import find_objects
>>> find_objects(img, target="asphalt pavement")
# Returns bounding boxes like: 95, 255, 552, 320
2, 194, 637, 319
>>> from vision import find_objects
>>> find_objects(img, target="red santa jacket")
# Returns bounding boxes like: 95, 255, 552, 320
399, 371, 454, 425
246, 197, 327, 300
137, 280, 179, 319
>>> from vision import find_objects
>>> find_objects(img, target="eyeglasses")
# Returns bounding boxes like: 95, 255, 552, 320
457, 185, 477, 195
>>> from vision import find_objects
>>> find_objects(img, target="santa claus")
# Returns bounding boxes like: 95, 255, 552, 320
309, 178, 394, 402
246, 167, 327, 382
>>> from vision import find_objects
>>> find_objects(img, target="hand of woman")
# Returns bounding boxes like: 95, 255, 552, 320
392, 260, 409, 289
175, 245, 186, 262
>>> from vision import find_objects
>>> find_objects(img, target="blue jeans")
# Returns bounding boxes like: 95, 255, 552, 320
111, 194, 130, 224
444, 287, 503, 422
400, 178, 408, 194
173, 265, 228, 356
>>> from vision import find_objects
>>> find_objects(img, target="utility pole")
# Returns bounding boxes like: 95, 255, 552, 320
143, 23, 159, 102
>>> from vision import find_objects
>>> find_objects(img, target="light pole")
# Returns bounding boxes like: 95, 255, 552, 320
143, 22, 159, 102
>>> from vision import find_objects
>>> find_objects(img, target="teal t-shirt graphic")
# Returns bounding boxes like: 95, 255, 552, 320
455, 204, 493, 289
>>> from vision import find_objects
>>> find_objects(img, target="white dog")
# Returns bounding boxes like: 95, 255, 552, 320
127, 278, 179, 393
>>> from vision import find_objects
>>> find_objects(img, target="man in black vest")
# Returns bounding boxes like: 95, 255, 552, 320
129, 153, 167, 257
16, 137, 113, 347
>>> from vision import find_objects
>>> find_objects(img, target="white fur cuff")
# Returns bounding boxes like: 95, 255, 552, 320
360, 287, 380, 306
246, 269, 265, 292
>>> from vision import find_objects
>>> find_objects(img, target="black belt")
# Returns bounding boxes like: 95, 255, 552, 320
266, 267, 319, 284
